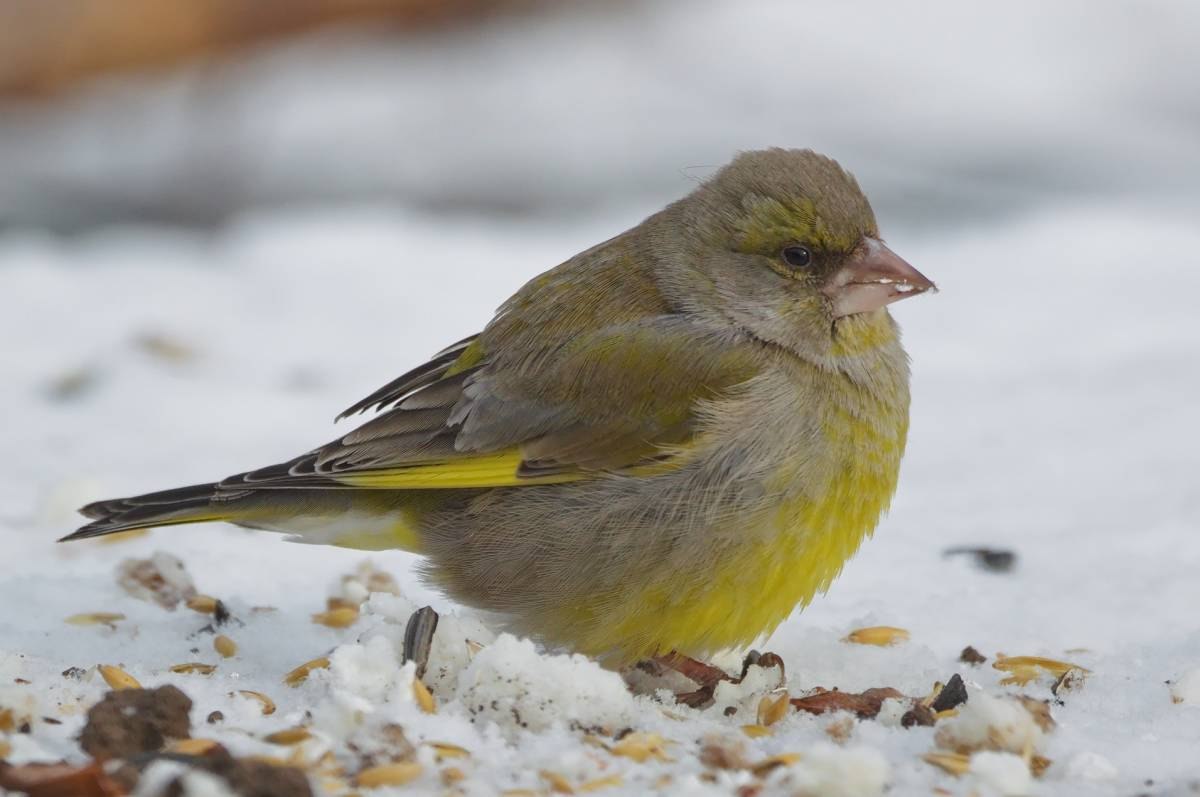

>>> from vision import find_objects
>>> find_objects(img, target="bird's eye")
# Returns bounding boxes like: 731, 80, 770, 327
781, 246, 812, 268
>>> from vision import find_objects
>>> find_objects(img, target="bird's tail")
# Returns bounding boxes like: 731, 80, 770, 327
62, 482, 240, 541
61, 483, 428, 552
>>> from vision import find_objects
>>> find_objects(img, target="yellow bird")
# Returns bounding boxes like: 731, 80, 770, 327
64, 148, 934, 670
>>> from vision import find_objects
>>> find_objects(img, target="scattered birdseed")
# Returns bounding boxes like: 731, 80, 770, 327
750, 753, 802, 777
355, 761, 423, 787
169, 663, 216, 676
540, 769, 575, 793
186, 595, 219, 614
756, 692, 790, 726
234, 690, 276, 715
959, 646, 987, 665
65, 612, 125, 628
740, 724, 772, 738
412, 678, 436, 714
264, 727, 312, 745
311, 606, 359, 628
283, 657, 330, 687
98, 665, 141, 690
993, 656, 1089, 686
843, 626, 910, 646
427, 741, 470, 760
923, 751, 971, 776
609, 732, 672, 763
930, 675, 969, 713
214, 635, 237, 658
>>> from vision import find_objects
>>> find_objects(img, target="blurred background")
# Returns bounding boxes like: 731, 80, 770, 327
2, 0, 1198, 621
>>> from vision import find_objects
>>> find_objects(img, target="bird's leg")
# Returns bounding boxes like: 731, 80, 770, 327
653, 650, 788, 709
655, 652, 733, 689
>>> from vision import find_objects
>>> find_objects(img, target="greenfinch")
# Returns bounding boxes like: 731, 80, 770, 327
64, 148, 934, 665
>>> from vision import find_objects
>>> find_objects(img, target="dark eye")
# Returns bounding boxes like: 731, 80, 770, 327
782, 245, 812, 268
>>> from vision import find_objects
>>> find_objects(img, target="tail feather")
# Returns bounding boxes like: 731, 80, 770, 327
63, 483, 227, 541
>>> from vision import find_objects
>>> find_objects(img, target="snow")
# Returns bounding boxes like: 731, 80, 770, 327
1, 2, 1199, 793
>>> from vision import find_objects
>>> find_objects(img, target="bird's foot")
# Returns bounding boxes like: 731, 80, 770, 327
653, 650, 787, 709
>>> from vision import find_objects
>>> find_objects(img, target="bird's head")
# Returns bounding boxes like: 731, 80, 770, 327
660, 148, 934, 358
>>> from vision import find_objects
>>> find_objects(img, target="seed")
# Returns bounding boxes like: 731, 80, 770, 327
756, 692, 791, 726
750, 753, 802, 777
0, 740, 10, 759
609, 732, 671, 763
284, 657, 330, 687
579, 775, 623, 792
842, 626, 910, 646
441, 767, 466, 785
234, 690, 276, 715
186, 595, 219, 614
311, 607, 359, 628
412, 678, 436, 714
170, 663, 216, 675
923, 751, 971, 777
540, 770, 574, 794
740, 724, 772, 738
65, 612, 125, 627
993, 656, 1089, 686
355, 762, 423, 787
170, 738, 220, 755
427, 741, 469, 760
98, 665, 141, 690
264, 727, 311, 745
214, 635, 237, 658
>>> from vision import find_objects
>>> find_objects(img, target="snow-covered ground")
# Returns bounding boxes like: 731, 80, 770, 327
2, 192, 1198, 795
2, 0, 1199, 792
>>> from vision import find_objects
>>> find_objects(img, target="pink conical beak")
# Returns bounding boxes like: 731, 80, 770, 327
823, 237, 936, 318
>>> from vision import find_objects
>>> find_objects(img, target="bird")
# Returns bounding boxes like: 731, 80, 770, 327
63, 148, 935, 671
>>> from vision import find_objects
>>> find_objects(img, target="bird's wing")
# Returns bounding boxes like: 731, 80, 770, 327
224, 317, 762, 491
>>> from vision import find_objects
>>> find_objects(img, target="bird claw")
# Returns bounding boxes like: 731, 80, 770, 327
651, 649, 787, 709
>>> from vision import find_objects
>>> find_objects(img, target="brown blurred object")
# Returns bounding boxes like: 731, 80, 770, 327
0, 0, 534, 97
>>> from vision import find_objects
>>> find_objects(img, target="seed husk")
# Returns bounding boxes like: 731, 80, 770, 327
579, 775, 623, 792
412, 678, 436, 714
234, 690, 276, 715
740, 724, 772, 738
264, 727, 311, 745
355, 762, 423, 787
923, 751, 971, 776
609, 732, 672, 763
65, 613, 125, 627
843, 626, 910, 646
311, 607, 359, 628
540, 770, 575, 793
756, 692, 791, 726
169, 663, 216, 675
284, 657, 330, 687
98, 665, 141, 690
750, 753, 802, 777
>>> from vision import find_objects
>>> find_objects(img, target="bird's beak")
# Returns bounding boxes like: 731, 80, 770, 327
822, 237, 936, 319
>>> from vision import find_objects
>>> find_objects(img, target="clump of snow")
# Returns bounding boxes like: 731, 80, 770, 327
778, 744, 889, 797
454, 634, 637, 735
968, 751, 1032, 796
935, 692, 1045, 754
1056, 751, 1119, 782
1169, 668, 1200, 705
116, 551, 196, 609
709, 660, 786, 717
875, 697, 909, 728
